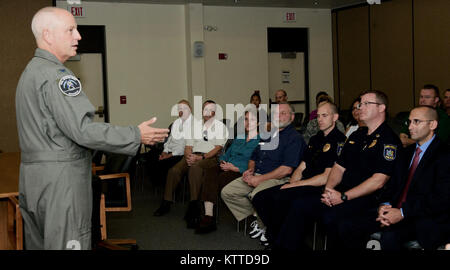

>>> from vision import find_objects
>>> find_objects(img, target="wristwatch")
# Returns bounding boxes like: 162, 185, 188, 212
341, 192, 348, 202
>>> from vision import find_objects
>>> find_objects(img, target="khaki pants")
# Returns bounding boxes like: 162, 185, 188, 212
221, 175, 289, 222
164, 156, 218, 202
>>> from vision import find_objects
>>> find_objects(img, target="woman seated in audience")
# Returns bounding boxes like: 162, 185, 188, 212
345, 98, 364, 137
195, 109, 260, 234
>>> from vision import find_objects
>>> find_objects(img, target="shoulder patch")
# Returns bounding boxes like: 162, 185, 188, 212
383, 144, 397, 161
58, 75, 82, 97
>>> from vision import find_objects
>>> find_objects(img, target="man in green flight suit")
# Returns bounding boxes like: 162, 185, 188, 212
15, 7, 169, 250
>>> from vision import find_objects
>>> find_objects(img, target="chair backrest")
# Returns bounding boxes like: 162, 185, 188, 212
294, 112, 304, 128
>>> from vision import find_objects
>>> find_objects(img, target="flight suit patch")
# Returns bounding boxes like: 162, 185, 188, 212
383, 144, 397, 161
58, 75, 82, 97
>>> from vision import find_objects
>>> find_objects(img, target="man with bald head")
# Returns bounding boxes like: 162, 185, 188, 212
376, 106, 450, 250
16, 7, 168, 250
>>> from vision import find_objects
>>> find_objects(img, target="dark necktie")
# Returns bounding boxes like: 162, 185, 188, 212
396, 147, 422, 208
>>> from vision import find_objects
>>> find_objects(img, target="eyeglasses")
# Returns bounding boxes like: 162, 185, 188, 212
406, 119, 434, 126
203, 130, 208, 141
356, 101, 381, 109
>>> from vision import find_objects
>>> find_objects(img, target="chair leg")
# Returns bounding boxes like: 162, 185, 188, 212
313, 222, 317, 251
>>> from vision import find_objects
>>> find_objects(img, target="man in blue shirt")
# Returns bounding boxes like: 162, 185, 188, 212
221, 102, 307, 243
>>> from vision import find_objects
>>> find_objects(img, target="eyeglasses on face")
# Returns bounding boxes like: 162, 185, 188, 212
356, 101, 381, 109
406, 119, 434, 126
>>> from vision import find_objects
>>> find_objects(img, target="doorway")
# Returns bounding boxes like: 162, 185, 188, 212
65, 25, 109, 123
267, 27, 309, 124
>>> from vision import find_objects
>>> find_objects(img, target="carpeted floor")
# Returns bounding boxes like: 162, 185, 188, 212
105, 180, 264, 250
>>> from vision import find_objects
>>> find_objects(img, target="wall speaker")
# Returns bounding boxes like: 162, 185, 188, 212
193, 41, 204, 57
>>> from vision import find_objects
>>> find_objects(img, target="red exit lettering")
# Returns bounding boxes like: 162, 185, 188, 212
70, 7, 84, 17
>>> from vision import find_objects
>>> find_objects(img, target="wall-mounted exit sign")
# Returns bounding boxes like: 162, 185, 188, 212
69, 6, 85, 17
284, 12, 296, 23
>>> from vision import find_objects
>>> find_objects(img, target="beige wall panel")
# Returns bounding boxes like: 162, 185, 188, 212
370, 0, 414, 116
337, 6, 371, 111
414, 0, 450, 101
0, 0, 52, 153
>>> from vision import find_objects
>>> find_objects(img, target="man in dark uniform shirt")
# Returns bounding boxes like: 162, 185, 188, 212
272, 90, 401, 250
252, 102, 346, 248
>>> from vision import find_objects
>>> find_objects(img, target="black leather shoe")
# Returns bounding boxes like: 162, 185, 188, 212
186, 216, 200, 229
153, 200, 171, 216
195, 215, 217, 234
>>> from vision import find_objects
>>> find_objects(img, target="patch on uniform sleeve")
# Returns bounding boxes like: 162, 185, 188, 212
383, 144, 397, 161
337, 142, 344, 156
58, 75, 82, 96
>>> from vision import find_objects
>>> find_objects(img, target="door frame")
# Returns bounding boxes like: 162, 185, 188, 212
76, 25, 110, 123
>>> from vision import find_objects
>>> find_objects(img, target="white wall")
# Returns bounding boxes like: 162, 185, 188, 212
203, 6, 334, 116
57, 1, 188, 129
57, 1, 334, 128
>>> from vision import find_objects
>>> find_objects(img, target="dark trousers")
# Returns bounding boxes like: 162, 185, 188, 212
252, 184, 322, 245
152, 155, 183, 186
200, 165, 241, 204
269, 188, 378, 251
164, 156, 219, 201
380, 217, 450, 250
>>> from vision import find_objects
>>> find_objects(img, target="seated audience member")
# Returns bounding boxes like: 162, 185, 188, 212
444, 88, 450, 117
309, 91, 329, 121
195, 110, 260, 234
274, 89, 288, 104
345, 98, 364, 137
149, 100, 192, 187
235, 91, 268, 138
400, 84, 450, 146
252, 101, 346, 248
153, 100, 228, 228
303, 97, 345, 144
272, 90, 401, 250
221, 102, 307, 245
375, 106, 450, 250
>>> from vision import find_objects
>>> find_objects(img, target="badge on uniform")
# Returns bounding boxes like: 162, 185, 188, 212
58, 75, 82, 97
369, 139, 377, 148
383, 144, 397, 161
323, 143, 331, 152
337, 142, 344, 156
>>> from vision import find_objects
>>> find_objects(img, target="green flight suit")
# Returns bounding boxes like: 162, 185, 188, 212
16, 48, 141, 250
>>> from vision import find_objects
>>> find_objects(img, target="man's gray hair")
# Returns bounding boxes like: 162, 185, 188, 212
277, 101, 295, 114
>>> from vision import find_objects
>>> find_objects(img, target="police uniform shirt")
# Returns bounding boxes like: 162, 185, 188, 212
250, 124, 307, 175
301, 126, 346, 180
336, 122, 401, 192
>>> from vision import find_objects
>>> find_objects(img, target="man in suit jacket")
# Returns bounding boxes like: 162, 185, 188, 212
377, 105, 450, 250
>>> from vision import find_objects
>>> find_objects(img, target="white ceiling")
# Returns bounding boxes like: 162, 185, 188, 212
78, 0, 367, 9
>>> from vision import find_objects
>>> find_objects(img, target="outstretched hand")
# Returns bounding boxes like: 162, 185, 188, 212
138, 117, 169, 145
